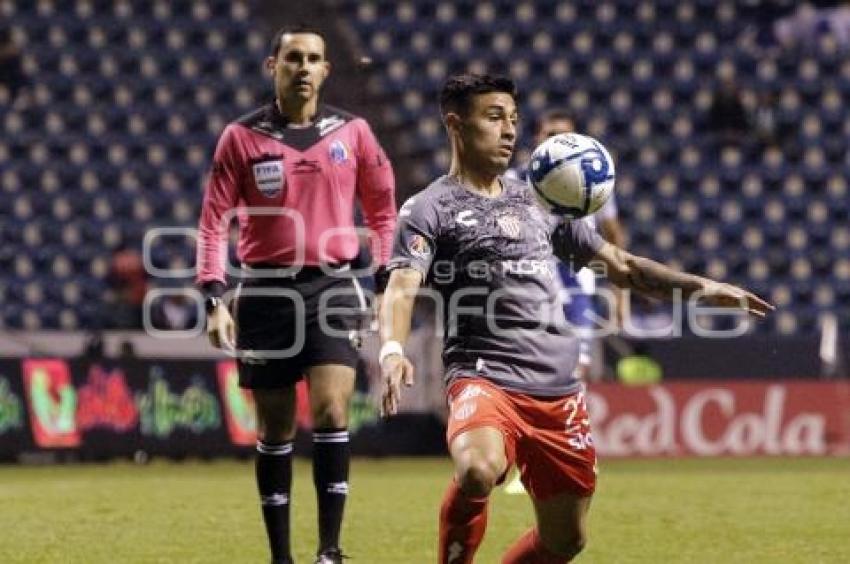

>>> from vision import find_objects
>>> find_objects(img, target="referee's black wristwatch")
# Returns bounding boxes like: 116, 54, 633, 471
201, 281, 226, 314
204, 296, 222, 314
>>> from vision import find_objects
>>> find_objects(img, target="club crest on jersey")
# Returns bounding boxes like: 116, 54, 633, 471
497, 214, 522, 239
252, 159, 285, 198
408, 234, 431, 259
328, 140, 349, 164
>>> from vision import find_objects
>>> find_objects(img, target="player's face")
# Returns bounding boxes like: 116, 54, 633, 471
535, 117, 576, 145
456, 92, 518, 173
266, 33, 330, 104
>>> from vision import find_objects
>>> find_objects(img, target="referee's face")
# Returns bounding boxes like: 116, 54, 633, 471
267, 32, 330, 105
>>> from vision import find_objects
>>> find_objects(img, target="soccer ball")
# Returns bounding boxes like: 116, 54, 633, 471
527, 133, 616, 219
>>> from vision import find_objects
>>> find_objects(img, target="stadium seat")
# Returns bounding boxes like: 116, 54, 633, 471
0, 1, 841, 331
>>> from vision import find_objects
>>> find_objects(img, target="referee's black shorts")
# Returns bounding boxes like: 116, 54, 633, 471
232, 264, 369, 389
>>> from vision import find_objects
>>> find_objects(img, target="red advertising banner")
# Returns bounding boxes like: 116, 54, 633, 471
22, 359, 81, 448
214, 361, 313, 444
4, 357, 850, 460
76, 364, 138, 432
586, 382, 850, 457
216, 361, 256, 446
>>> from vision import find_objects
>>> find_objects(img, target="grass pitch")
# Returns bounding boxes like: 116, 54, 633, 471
1, 457, 848, 563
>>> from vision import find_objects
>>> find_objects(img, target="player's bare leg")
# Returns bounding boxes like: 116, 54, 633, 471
440, 426, 509, 564
254, 388, 299, 564
307, 364, 356, 562
502, 491, 592, 563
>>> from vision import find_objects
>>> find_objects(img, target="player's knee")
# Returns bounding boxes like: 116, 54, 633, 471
257, 421, 296, 443
256, 408, 296, 442
456, 453, 504, 497
568, 530, 588, 556
311, 398, 348, 429
547, 528, 587, 559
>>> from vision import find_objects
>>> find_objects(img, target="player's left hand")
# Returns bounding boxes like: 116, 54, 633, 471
699, 281, 775, 317
380, 354, 415, 417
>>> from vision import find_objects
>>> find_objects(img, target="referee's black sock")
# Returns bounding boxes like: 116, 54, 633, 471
312, 427, 350, 552
256, 440, 294, 562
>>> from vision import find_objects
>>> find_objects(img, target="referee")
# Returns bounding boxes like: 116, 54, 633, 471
196, 27, 396, 564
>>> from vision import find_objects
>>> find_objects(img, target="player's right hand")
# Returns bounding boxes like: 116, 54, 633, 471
380, 354, 415, 417
206, 303, 236, 352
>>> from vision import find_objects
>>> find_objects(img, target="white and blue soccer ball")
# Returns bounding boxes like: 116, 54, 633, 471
528, 133, 616, 219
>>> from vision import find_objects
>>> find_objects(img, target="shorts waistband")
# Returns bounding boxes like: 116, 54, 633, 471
240, 262, 352, 282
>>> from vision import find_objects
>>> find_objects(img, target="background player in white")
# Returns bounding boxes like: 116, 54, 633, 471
379, 74, 773, 563
508, 109, 627, 379
504, 109, 628, 495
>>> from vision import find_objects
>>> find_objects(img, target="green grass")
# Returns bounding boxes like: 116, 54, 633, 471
1, 457, 848, 563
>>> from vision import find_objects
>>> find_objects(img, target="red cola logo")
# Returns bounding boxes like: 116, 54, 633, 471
76, 365, 138, 432
587, 384, 835, 457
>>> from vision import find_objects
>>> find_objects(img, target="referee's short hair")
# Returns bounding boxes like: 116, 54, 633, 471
439, 73, 517, 118
269, 25, 325, 58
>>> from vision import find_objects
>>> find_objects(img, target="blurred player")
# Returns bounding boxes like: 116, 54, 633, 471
196, 26, 396, 564
379, 73, 772, 563
508, 109, 627, 379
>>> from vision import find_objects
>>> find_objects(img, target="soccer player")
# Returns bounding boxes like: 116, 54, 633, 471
379, 74, 772, 563
196, 27, 396, 564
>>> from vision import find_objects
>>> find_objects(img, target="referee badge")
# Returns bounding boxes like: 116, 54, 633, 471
252, 159, 285, 198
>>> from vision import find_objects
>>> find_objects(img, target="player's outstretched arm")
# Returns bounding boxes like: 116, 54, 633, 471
599, 216, 628, 326
594, 243, 775, 317
379, 267, 422, 416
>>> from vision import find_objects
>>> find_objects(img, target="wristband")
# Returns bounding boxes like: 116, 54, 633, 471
200, 281, 226, 300
379, 340, 404, 364
204, 296, 223, 314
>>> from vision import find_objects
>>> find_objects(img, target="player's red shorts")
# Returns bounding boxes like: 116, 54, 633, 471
446, 376, 596, 500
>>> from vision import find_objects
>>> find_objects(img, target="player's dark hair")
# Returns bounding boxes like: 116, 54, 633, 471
535, 108, 578, 134
439, 73, 517, 117
269, 25, 325, 58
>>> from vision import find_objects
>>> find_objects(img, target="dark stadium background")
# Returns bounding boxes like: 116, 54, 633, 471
0, 0, 848, 458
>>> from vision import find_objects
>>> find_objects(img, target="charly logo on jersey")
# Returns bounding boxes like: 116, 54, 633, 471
497, 213, 522, 239
252, 120, 285, 141
316, 115, 345, 136
456, 210, 478, 227
328, 140, 349, 164
407, 233, 432, 259
292, 158, 321, 174
252, 159, 285, 198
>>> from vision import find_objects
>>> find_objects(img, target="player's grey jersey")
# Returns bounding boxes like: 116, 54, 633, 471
388, 175, 603, 396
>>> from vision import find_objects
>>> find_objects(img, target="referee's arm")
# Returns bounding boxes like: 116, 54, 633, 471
355, 120, 397, 292
196, 125, 242, 349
